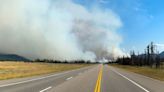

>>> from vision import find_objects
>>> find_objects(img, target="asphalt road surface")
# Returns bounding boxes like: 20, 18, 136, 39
0, 65, 163, 92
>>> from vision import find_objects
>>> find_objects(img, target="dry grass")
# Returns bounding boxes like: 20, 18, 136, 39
110, 64, 164, 81
0, 61, 90, 80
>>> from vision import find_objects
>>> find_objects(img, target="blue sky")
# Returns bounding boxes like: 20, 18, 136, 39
73, 0, 164, 53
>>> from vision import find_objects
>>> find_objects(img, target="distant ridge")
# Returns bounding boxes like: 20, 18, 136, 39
0, 54, 30, 61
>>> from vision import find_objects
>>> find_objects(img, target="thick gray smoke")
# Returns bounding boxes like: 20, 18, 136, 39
0, 0, 125, 61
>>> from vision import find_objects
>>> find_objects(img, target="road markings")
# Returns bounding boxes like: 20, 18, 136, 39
0, 66, 92, 88
66, 77, 73, 80
112, 69, 150, 92
40, 86, 52, 92
0, 72, 64, 88
94, 65, 103, 92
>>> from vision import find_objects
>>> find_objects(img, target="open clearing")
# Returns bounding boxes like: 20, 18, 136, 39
110, 64, 164, 81
0, 61, 90, 80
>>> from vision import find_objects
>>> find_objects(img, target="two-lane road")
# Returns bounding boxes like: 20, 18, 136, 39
0, 65, 163, 92
0, 65, 93, 92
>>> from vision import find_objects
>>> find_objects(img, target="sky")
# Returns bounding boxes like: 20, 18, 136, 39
73, 0, 164, 53
0, 0, 164, 61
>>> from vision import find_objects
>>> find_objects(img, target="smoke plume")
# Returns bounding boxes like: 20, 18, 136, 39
0, 0, 125, 61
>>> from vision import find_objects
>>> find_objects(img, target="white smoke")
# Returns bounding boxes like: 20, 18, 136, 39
156, 44, 164, 47
0, 0, 125, 61
155, 44, 164, 52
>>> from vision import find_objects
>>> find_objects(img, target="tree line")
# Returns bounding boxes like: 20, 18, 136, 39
32, 59, 100, 64
116, 42, 163, 68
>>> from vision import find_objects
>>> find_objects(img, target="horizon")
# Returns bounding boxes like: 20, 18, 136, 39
0, 0, 164, 61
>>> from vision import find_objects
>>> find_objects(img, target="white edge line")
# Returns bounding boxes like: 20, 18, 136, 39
40, 86, 52, 92
0, 65, 93, 88
112, 69, 150, 92
66, 77, 73, 80
0, 72, 66, 88
0, 67, 84, 88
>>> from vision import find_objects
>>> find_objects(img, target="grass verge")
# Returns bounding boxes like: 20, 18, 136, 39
0, 61, 91, 80
109, 64, 164, 81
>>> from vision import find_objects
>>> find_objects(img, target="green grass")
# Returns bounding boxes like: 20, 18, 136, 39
110, 64, 164, 81
0, 61, 91, 80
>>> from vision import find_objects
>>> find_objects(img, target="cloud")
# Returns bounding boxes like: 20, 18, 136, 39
99, 0, 110, 4
0, 0, 125, 61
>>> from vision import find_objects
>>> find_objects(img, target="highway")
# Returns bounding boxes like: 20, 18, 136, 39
0, 65, 163, 92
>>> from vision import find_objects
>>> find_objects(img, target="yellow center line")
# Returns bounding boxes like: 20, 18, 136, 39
94, 65, 103, 92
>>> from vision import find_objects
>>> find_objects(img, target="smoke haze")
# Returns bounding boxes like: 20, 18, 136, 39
0, 0, 125, 61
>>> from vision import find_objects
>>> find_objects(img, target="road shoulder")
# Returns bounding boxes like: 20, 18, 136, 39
109, 66, 164, 92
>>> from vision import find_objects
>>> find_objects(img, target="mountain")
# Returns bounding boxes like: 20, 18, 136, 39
0, 54, 30, 61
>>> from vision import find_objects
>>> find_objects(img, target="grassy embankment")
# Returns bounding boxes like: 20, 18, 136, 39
110, 64, 164, 81
0, 61, 91, 80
